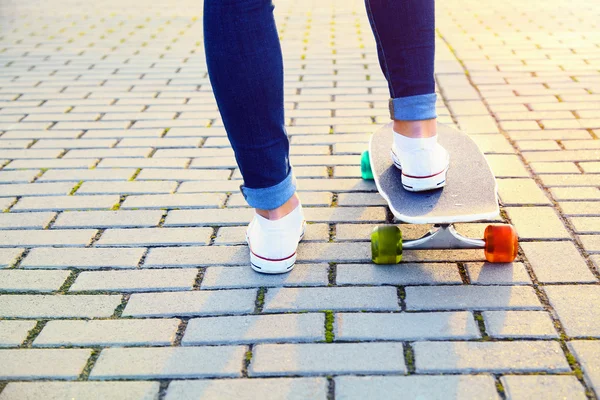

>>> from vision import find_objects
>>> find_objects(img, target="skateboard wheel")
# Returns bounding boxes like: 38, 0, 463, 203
371, 225, 402, 264
484, 224, 518, 263
361, 150, 374, 180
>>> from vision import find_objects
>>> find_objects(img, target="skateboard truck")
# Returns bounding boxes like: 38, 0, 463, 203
402, 224, 484, 250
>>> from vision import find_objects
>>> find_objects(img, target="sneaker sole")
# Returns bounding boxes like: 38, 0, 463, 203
390, 149, 448, 192
247, 221, 306, 274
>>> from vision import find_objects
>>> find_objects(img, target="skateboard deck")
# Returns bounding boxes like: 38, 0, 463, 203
369, 123, 499, 225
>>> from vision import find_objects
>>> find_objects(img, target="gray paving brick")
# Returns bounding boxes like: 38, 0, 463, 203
117, 138, 201, 148
505, 207, 571, 239
90, 346, 246, 379
37, 168, 136, 182
545, 285, 600, 337
52, 210, 164, 229
12, 195, 119, 212
0, 170, 39, 184
70, 269, 198, 292
136, 169, 231, 181
177, 180, 241, 193
501, 375, 587, 400
123, 289, 256, 317
296, 243, 370, 263
336, 311, 480, 341
97, 157, 189, 169
143, 246, 248, 267
0, 382, 160, 400
214, 223, 328, 244
0, 149, 63, 159
164, 209, 254, 226
0, 321, 36, 348
121, 193, 225, 209
466, 262, 532, 285
521, 242, 596, 283
0, 270, 70, 293
0, 349, 91, 380
335, 263, 462, 285
335, 375, 499, 400
406, 286, 542, 311
165, 378, 327, 400
0, 212, 56, 230
336, 192, 386, 207
2, 159, 98, 170
0, 294, 121, 318
483, 311, 559, 338
304, 207, 386, 223
96, 227, 212, 247
0, 197, 16, 212
0, 183, 75, 197
250, 342, 406, 376
34, 319, 180, 347
76, 181, 177, 195
63, 148, 152, 159
30, 139, 114, 149
228, 192, 332, 208
0, 229, 97, 248
183, 313, 324, 345
414, 341, 570, 373
263, 287, 400, 312
568, 341, 600, 395
21, 247, 145, 269
1, 130, 81, 140
201, 265, 329, 289
0, 248, 24, 268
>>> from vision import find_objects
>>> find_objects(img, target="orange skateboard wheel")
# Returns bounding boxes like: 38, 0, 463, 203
484, 224, 518, 263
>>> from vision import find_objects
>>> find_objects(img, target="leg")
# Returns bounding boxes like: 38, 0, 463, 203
204, 0, 296, 213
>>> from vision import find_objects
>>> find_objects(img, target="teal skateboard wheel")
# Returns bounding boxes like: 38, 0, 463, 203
371, 225, 402, 264
361, 150, 374, 180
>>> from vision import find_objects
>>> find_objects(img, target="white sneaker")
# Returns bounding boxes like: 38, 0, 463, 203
391, 132, 450, 192
245, 203, 306, 274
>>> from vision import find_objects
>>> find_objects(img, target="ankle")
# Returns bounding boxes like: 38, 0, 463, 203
393, 118, 437, 138
255, 193, 300, 221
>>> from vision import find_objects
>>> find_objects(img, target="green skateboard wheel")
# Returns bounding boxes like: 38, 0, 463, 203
360, 150, 374, 180
371, 225, 402, 264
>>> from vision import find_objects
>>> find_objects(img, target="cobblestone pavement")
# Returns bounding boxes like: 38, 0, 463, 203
0, 0, 599, 398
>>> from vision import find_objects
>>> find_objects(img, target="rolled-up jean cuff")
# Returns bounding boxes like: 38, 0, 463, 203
389, 93, 438, 121
240, 169, 297, 210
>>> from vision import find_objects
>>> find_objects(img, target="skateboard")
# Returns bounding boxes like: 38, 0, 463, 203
360, 122, 518, 264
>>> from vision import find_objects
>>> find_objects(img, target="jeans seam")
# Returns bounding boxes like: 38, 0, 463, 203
365, 0, 395, 99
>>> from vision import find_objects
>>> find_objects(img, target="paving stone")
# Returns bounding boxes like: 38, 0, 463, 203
0, 270, 70, 293
541, 175, 600, 187
497, 179, 551, 205
3, 159, 98, 170
0, 149, 63, 159
405, 286, 542, 311
501, 375, 587, 400
21, 247, 145, 269
0, 170, 39, 184
143, 246, 248, 267
263, 286, 400, 312
177, 180, 241, 193
228, 192, 332, 208
12, 195, 120, 211
551, 188, 600, 201
123, 289, 256, 317
0, 321, 36, 348
303, 207, 386, 223
0, 197, 16, 212
560, 202, 600, 216
414, 341, 569, 373
0, 183, 75, 197
568, 341, 600, 395
530, 162, 580, 174
0, 248, 25, 268
136, 169, 230, 181
570, 217, 600, 234
96, 227, 212, 247
0, 349, 91, 380
486, 155, 530, 177
335, 375, 499, 400
0, 212, 55, 230
90, 346, 246, 379
52, 210, 164, 229
482, 311, 559, 338
34, 319, 180, 347
30, 139, 114, 149
70, 269, 199, 292
0, 295, 121, 318
521, 241, 596, 283
76, 181, 177, 195
523, 150, 600, 163
249, 343, 406, 376
0, 382, 160, 400
336, 192, 386, 206
505, 207, 571, 239
165, 378, 328, 400
466, 262, 532, 284
97, 158, 189, 169
580, 235, 600, 253
336, 311, 480, 341
37, 168, 136, 182
0, 229, 96, 248
201, 265, 329, 289
545, 285, 600, 337
121, 193, 226, 209
182, 314, 325, 345
335, 263, 462, 285
164, 209, 254, 226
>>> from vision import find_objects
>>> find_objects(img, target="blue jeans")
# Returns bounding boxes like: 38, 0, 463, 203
204, 0, 436, 210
